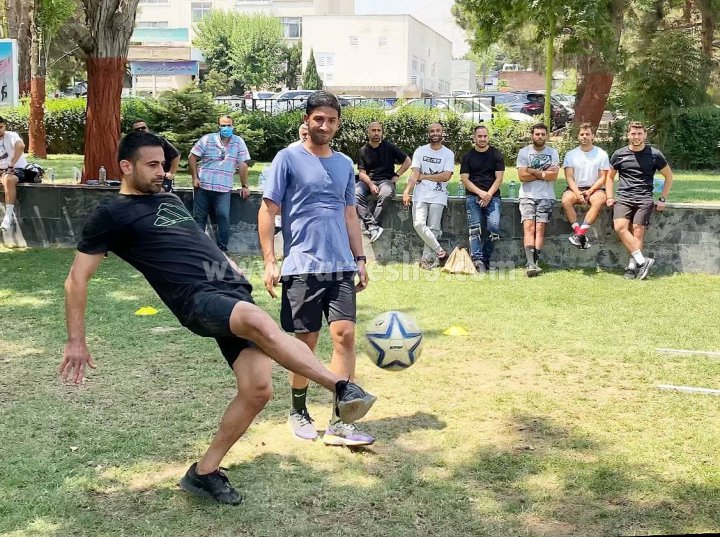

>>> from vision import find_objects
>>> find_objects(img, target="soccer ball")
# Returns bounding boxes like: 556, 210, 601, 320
363, 311, 423, 371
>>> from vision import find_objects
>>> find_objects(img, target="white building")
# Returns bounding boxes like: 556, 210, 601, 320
451, 59, 477, 94
301, 15, 453, 97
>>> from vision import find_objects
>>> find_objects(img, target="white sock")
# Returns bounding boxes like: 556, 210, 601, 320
628, 259, 637, 270
631, 250, 646, 265
5, 204, 14, 218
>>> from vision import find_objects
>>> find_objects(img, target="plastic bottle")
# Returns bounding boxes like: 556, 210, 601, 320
508, 180, 518, 199
72, 167, 82, 183
653, 176, 665, 194
48, 167, 55, 185
258, 170, 265, 192
456, 181, 465, 198
99, 166, 107, 185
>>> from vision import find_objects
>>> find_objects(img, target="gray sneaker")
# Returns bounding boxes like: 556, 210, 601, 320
288, 409, 318, 440
526, 262, 542, 277
636, 258, 655, 280
323, 421, 375, 446
369, 227, 384, 243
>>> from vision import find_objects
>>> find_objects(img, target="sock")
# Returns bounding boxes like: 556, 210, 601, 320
571, 222, 580, 233
291, 386, 308, 412
524, 246, 535, 265
631, 249, 646, 265
578, 223, 590, 235
534, 249, 541, 264
4, 204, 14, 218
628, 259, 637, 270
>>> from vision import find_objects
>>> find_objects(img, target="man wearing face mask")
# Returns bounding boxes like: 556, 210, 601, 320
189, 116, 251, 252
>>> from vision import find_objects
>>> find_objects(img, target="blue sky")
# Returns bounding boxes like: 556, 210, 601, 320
354, 0, 470, 58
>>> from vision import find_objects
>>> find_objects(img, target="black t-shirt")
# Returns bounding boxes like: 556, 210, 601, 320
77, 193, 251, 322
610, 145, 668, 203
357, 140, 407, 182
460, 146, 506, 195
157, 135, 180, 173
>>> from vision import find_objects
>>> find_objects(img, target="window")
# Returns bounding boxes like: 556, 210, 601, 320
431, 62, 435, 76
315, 52, 336, 86
136, 21, 170, 28
281, 17, 302, 38
420, 60, 426, 73
191, 2, 212, 22
349, 35, 358, 46
378, 36, 388, 47
411, 56, 418, 72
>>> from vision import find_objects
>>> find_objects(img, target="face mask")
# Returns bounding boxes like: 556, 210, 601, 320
219, 126, 234, 137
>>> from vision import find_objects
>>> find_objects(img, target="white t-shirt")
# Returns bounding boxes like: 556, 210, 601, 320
0, 131, 27, 169
410, 144, 455, 206
562, 146, 610, 188
516, 144, 559, 200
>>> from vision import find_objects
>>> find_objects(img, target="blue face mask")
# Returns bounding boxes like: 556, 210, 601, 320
219, 126, 234, 137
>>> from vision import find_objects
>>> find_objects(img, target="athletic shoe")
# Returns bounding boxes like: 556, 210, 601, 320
623, 268, 637, 280
568, 234, 583, 248
581, 236, 591, 249
334, 379, 376, 423
526, 262, 542, 277
473, 260, 487, 273
288, 409, 318, 440
0, 214, 12, 231
369, 227, 384, 243
419, 259, 435, 271
323, 421, 375, 447
636, 258, 655, 280
436, 252, 448, 267
179, 463, 242, 505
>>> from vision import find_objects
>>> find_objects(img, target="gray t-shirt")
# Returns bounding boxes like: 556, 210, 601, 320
264, 145, 357, 276
516, 145, 559, 200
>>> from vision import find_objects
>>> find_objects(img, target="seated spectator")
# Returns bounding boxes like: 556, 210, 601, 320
0, 116, 28, 231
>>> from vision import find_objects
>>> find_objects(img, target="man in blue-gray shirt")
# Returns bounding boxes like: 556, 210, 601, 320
258, 91, 374, 447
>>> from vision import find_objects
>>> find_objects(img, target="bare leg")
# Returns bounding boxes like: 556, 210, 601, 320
632, 223, 646, 251
534, 222, 547, 251
1, 173, 18, 205
522, 220, 536, 247
614, 218, 638, 253
329, 320, 356, 380
196, 346, 272, 474
584, 191, 607, 224
289, 331, 319, 390
561, 190, 578, 227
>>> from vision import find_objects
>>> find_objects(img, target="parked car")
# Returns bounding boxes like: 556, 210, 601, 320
271, 90, 316, 114
480, 91, 571, 128
389, 97, 534, 124
244, 91, 276, 113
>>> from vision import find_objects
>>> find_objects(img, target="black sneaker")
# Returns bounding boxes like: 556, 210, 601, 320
334, 379, 377, 423
623, 268, 637, 280
473, 260, 487, 273
568, 234, 583, 249
179, 463, 243, 505
636, 258, 655, 280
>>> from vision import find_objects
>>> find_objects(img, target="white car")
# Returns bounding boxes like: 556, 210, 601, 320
389, 97, 534, 123
271, 90, 316, 114
244, 91, 276, 113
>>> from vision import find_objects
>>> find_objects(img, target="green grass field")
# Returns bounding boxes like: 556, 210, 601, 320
33, 154, 720, 204
1, 249, 719, 536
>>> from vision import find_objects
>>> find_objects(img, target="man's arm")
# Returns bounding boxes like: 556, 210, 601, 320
345, 205, 368, 291
60, 252, 104, 384
605, 169, 617, 206
402, 168, 420, 206
417, 171, 452, 183
394, 156, 412, 180
237, 161, 250, 199
655, 164, 673, 212
486, 170, 504, 198
258, 198, 281, 298
168, 155, 180, 176
564, 166, 583, 200
461, 173, 484, 196
188, 153, 200, 188
10, 138, 25, 167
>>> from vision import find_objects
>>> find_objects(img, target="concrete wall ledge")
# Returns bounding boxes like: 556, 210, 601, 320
2, 184, 719, 275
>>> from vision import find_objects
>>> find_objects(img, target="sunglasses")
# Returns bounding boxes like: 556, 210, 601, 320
134, 126, 148, 132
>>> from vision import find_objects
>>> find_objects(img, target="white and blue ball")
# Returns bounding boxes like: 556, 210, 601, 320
364, 311, 423, 371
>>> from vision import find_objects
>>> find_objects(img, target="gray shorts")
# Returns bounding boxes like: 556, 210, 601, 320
519, 198, 554, 223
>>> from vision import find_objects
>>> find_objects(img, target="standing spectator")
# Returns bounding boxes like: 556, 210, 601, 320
561, 122, 611, 249
516, 123, 560, 277
131, 119, 180, 192
356, 122, 411, 242
459, 125, 506, 273
288, 124, 309, 148
607, 121, 673, 279
402, 122, 454, 270
188, 116, 251, 252
0, 116, 28, 231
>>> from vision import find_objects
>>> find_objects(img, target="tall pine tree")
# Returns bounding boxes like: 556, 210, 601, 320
302, 49, 323, 90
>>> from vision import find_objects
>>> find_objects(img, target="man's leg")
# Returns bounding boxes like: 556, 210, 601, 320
426, 202, 445, 260
520, 199, 541, 275
1, 172, 19, 230
533, 199, 553, 265
584, 190, 607, 225
561, 189, 579, 232
354, 181, 377, 232
180, 345, 272, 505
214, 191, 231, 252
481, 196, 501, 268
412, 201, 443, 266
466, 195, 483, 267
192, 187, 211, 233
373, 180, 396, 226
288, 331, 320, 440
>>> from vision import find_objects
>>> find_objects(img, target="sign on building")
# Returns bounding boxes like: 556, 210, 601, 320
0, 39, 19, 107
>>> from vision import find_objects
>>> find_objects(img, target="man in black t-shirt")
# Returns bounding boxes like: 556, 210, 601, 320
607, 121, 673, 280
59, 131, 376, 506
131, 120, 180, 192
355, 122, 411, 242
459, 125, 506, 272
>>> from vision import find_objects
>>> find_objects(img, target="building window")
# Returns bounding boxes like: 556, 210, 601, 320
136, 21, 170, 28
431, 62, 435, 76
349, 35, 358, 46
378, 36, 388, 47
191, 2, 212, 22
420, 60, 426, 73
315, 52, 335, 86
281, 17, 302, 38
411, 56, 418, 72
139, 0, 169, 4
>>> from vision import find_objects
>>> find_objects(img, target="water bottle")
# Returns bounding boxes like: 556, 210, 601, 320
48, 167, 55, 184
456, 181, 465, 198
72, 167, 82, 183
653, 176, 665, 194
258, 170, 265, 192
99, 166, 107, 185
508, 180, 518, 199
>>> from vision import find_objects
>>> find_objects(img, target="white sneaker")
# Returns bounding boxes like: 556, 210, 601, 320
369, 227, 384, 243
0, 214, 12, 231
288, 409, 318, 440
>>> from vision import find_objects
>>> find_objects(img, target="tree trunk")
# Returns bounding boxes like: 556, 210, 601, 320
79, 0, 141, 183
7, 0, 32, 94
29, 0, 46, 158
82, 57, 125, 181
696, 0, 717, 58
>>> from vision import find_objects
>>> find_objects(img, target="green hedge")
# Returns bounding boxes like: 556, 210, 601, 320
665, 106, 720, 169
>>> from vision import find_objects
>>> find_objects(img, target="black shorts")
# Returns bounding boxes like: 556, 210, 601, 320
281, 271, 356, 333
182, 281, 255, 367
613, 199, 654, 226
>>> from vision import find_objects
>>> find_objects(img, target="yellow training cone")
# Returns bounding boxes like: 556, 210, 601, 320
443, 326, 468, 336
135, 306, 159, 316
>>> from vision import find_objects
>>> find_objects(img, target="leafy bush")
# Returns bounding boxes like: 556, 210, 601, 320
665, 106, 720, 169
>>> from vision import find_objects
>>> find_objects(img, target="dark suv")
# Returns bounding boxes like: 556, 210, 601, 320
481, 91, 571, 129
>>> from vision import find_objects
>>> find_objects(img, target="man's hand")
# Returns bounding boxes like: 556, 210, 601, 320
575, 191, 586, 204
656, 200, 666, 212
263, 262, 280, 298
402, 190, 411, 207
369, 183, 380, 195
355, 261, 369, 292
606, 197, 616, 207
192, 177, 200, 189
239, 186, 250, 200
59, 340, 96, 385
548, 164, 560, 173
479, 191, 492, 205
